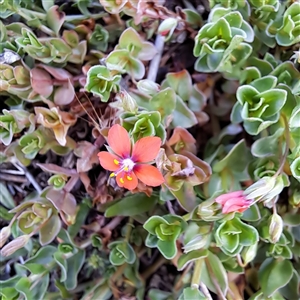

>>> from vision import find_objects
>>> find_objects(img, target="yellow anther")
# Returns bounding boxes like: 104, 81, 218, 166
127, 176, 132, 181
113, 159, 119, 165
123, 166, 129, 171
110, 173, 115, 177
120, 177, 124, 184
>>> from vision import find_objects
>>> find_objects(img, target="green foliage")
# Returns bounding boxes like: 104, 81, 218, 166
144, 215, 188, 259
231, 76, 287, 135
1, 0, 300, 299
108, 241, 136, 265
88, 24, 109, 52
194, 7, 254, 75
215, 217, 259, 256
121, 110, 166, 142
85, 65, 121, 102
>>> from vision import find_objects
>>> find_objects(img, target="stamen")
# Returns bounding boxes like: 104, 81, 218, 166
110, 173, 115, 177
114, 159, 119, 165
123, 166, 129, 171
120, 177, 124, 184
127, 176, 132, 181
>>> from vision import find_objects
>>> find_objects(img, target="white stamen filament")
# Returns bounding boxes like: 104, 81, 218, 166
110, 158, 135, 179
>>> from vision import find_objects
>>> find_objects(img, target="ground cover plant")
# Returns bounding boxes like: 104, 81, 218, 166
0, 0, 300, 299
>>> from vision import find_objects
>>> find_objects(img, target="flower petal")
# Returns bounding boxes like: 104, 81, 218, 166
116, 171, 138, 190
222, 198, 251, 214
98, 152, 120, 171
107, 124, 131, 158
134, 164, 165, 187
132, 136, 161, 162
215, 190, 244, 205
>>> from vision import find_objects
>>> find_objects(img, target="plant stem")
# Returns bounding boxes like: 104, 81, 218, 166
12, 161, 42, 194
125, 217, 133, 241
274, 114, 290, 177
191, 259, 213, 299
236, 254, 247, 268
205, 257, 227, 300
104, 216, 124, 231
191, 258, 203, 289
147, 34, 165, 82
200, 282, 213, 300
141, 255, 167, 280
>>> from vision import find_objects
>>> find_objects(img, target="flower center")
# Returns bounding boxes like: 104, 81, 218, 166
122, 158, 135, 172
110, 157, 136, 183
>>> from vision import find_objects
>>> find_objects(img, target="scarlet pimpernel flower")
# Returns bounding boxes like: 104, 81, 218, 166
98, 124, 165, 190
215, 190, 252, 214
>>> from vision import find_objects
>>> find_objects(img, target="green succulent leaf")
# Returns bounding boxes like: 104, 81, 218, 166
108, 241, 136, 265
85, 65, 121, 101
201, 251, 228, 295
177, 249, 208, 271
258, 258, 293, 297
105, 193, 158, 217
178, 287, 207, 300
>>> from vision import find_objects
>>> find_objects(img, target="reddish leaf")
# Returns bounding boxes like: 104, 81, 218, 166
30, 68, 53, 97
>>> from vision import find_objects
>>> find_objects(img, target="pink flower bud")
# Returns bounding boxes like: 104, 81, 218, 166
215, 190, 252, 214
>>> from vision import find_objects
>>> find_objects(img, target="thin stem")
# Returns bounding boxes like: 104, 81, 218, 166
125, 217, 134, 241
236, 254, 247, 268
191, 258, 204, 289
141, 255, 167, 280
111, 263, 128, 282
0, 174, 27, 183
103, 216, 124, 231
166, 200, 175, 214
64, 13, 107, 22
18, 8, 47, 20
205, 257, 226, 300
64, 174, 79, 193
174, 263, 193, 291
12, 161, 42, 194
147, 34, 165, 82
200, 282, 213, 300
274, 114, 290, 178
182, 212, 192, 221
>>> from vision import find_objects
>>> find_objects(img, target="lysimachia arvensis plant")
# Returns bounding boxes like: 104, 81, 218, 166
0, 0, 300, 299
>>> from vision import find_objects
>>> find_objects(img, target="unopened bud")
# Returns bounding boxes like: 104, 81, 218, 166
269, 213, 283, 244
244, 175, 288, 204
289, 190, 300, 208
158, 18, 178, 40
241, 243, 258, 265
116, 90, 138, 113
244, 177, 276, 200
137, 79, 160, 96
0, 235, 30, 257
197, 198, 223, 222
0, 226, 11, 248
183, 234, 210, 253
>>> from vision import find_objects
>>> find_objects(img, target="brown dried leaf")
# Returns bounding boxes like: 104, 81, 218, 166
131, 181, 153, 197
93, 172, 113, 205
46, 188, 77, 217
37, 163, 77, 176
35, 107, 77, 146
79, 172, 95, 197
74, 141, 99, 173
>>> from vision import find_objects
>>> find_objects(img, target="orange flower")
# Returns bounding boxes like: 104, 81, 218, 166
98, 124, 165, 190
